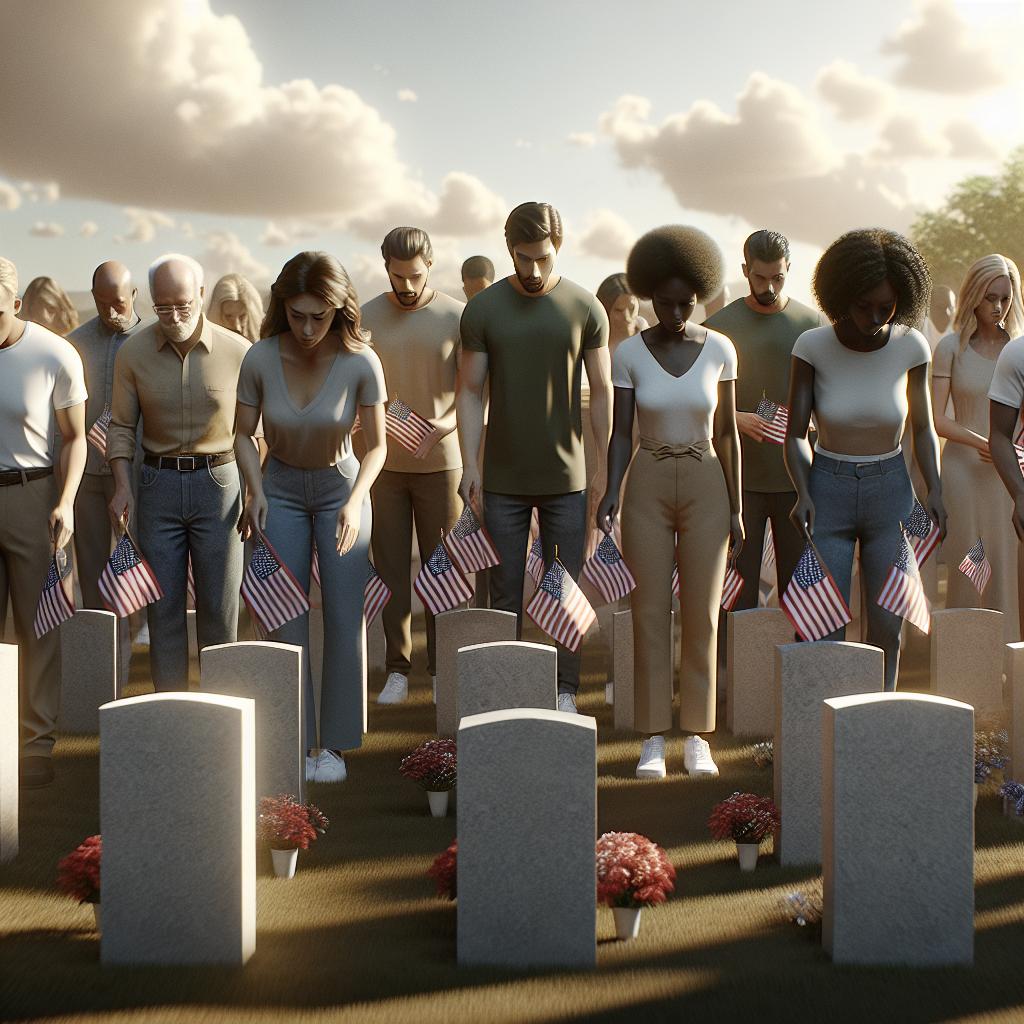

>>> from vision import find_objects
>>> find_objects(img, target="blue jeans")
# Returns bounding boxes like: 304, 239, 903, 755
808, 451, 914, 690
137, 459, 243, 691
263, 458, 371, 751
482, 489, 587, 694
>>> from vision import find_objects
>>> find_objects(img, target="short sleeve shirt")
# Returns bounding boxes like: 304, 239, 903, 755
989, 335, 1024, 411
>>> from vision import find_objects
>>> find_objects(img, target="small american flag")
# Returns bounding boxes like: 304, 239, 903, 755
385, 398, 433, 453
905, 497, 940, 566
364, 561, 391, 625
755, 398, 789, 444
99, 533, 164, 617
672, 563, 680, 599
241, 533, 310, 634
526, 535, 545, 586
877, 529, 930, 634
959, 538, 992, 595
721, 563, 744, 612
781, 542, 851, 641
444, 505, 500, 574
414, 541, 472, 615
762, 523, 776, 572
526, 559, 596, 653
34, 549, 74, 637
582, 533, 636, 603
86, 406, 112, 456
310, 545, 320, 589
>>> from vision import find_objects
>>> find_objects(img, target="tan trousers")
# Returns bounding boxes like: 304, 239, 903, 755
370, 468, 461, 677
622, 443, 730, 734
0, 473, 61, 755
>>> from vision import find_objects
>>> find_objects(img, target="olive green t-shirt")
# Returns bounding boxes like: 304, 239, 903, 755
705, 297, 820, 492
460, 277, 609, 494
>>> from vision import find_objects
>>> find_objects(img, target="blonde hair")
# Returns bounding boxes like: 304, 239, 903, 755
207, 273, 264, 343
21, 276, 79, 336
0, 257, 17, 299
954, 254, 1024, 350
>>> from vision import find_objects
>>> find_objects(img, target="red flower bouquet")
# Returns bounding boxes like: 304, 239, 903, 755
428, 839, 458, 900
400, 739, 457, 792
56, 835, 102, 904
707, 792, 780, 845
595, 832, 676, 909
257, 795, 328, 851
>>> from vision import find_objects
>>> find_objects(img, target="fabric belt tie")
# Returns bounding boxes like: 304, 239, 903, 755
639, 438, 710, 461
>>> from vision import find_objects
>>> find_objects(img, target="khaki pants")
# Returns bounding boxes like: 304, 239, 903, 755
0, 473, 61, 756
621, 444, 730, 734
371, 468, 461, 677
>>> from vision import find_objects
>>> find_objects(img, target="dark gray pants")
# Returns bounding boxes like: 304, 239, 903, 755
734, 488, 804, 609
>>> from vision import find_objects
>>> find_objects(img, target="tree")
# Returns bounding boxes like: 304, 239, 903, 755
911, 146, 1024, 291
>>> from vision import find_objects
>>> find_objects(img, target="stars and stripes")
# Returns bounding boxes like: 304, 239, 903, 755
414, 541, 472, 615
526, 558, 596, 653
959, 538, 992, 595
905, 497, 940, 567
672, 563, 680, 599
444, 505, 500, 575
86, 406, 112, 457
721, 563, 744, 612
781, 542, 851, 641
385, 398, 433, 453
241, 533, 310, 635
755, 398, 789, 445
877, 529, 930, 634
310, 544, 320, 590
526, 535, 545, 587
98, 533, 164, 617
364, 561, 391, 625
582, 533, 637, 603
34, 550, 75, 638
762, 523, 776, 572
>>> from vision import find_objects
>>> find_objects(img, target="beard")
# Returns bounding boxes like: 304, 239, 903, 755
516, 269, 544, 293
753, 288, 777, 307
104, 312, 134, 333
161, 311, 201, 344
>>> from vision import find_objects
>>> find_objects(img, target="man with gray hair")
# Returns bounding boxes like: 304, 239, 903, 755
107, 254, 249, 690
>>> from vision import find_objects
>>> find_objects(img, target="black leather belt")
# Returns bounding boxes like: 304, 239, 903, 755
0, 466, 54, 487
143, 452, 236, 471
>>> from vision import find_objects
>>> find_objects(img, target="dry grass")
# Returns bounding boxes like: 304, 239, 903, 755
2, 620, 1024, 1024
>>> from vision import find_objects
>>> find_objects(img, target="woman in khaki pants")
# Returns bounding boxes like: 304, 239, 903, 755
597, 226, 743, 780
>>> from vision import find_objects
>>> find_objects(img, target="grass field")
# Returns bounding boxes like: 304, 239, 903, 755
3, 619, 1024, 1024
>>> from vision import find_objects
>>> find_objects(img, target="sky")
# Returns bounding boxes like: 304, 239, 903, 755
1, 0, 1022, 310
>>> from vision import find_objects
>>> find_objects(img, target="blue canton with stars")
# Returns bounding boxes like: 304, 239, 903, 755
251, 541, 279, 580
428, 545, 455, 576
793, 546, 825, 588
110, 535, 142, 574
596, 535, 621, 564
907, 500, 933, 539
540, 562, 566, 600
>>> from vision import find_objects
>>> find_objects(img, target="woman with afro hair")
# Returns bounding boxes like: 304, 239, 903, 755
785, 228, 946, 690
597, 226, 743, 780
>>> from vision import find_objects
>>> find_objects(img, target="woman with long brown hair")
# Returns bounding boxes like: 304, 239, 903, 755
234, 251, 387, 783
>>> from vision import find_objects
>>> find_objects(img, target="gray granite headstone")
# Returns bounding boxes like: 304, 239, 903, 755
99, 692, 255, 965
458, 708, 596, 968
612, 609, 675, 731
931, 609, 1003, 718
435, 609, 517, 736
1007, 642, 1024, 776
0, 644, 17, 863
200, 641, 304, 803
457, 641, 557, 724
774, 641, 883, 866
823, 692, 974, 965
726, 608, 793, 737
59, 610, 118, 733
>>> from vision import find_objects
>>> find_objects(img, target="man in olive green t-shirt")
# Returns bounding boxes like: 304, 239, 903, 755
457, 202, 611, 710
705, 229, 819, 607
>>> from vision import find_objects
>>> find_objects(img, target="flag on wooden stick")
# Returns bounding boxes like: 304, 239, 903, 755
781, 541, 851, 641
877, 528, 930, 634
364, 561, 391, 625
958, 538, 992, 595
241, 533, 310, 635
385, 398, 433, 453
444, 505, 500, 575
526, 558, 596, 653
34, 549, 75, 637
86, 406, 112, 456
414, 541, 472, 615
755, 398, 789, 445
905, 497, 940, 567
582, 532, 636, 603
526, 535, 545, 587
99, 531, 164, 617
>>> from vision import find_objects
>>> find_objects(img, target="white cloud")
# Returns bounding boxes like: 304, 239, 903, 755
567, 132, 596, 148
79, 221, 99, 238
944, 118, 1002, 160
195, 230, 270, 289
815, 60, 893, 120
114, 207, 175, 244
514, 139, 532, 149
872, 113, 947, 160
29, 221, 64, 237
0, 179, 20, 211
260, 221, 291, 247
881, 0, 1006, 94
180, 221, 195, 239
397, 88, 418, 103
578, 209, 636, 262
19, 180, 60, 203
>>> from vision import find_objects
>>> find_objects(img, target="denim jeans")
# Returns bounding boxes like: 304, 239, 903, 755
483, 489, 587, 694
808, 450, 915, 690
263, 457, 371, 751
137, 459, 243, 691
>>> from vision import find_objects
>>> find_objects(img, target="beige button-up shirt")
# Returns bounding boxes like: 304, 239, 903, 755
106, 315, 249, 462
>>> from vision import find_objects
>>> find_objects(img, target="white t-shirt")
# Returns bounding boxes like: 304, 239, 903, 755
988, 334, 1024, 411
0, 321, 87, 470
611, 328, 737, 445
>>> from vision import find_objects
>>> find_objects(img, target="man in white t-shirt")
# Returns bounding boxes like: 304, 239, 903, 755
0, 257, 88, 788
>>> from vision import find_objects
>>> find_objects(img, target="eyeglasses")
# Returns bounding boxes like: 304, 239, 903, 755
152, 301, 194, 318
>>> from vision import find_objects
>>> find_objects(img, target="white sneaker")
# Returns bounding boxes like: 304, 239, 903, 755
683, 735, 719, 777
556, 692, 578, 714
431, 675, 437, 704
636, 735, 667, 779
305, 754, 319, 783
376, 672, 408, 704
316, 750, 347, 783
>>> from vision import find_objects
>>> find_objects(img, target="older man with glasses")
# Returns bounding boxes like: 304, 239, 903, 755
107, 253, 250, 690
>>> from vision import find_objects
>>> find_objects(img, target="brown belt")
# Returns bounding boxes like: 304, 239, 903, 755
0, 466, 54, 487
143, 452, 236, 472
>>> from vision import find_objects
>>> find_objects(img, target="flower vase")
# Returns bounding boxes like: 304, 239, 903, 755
427, 790, 449, 818
92, 902, 101, 933
613, 906, 642, 941
271, 847, 298, 879
737, 843, 760, 872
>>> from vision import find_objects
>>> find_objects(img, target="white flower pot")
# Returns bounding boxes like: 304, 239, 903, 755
271, 847, 298, 879
427, 790, 450, 818
92, 902, 101, 932
737, 843, 760, 872
613, 906, 642, 941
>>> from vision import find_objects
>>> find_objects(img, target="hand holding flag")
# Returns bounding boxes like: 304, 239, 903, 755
241, 532, 310, 635
34, 547, 75, 638
781, 541, 851, 641
444, 505, 500, 575
99, 530, 164, 617
582, 532, 636, 604
385, 398, 434, 454
755, 398, 789, 445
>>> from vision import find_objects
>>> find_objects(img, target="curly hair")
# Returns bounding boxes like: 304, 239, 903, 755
813, 229, 931, 327
261, 251, 368, 352
625, 225, 724, 302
